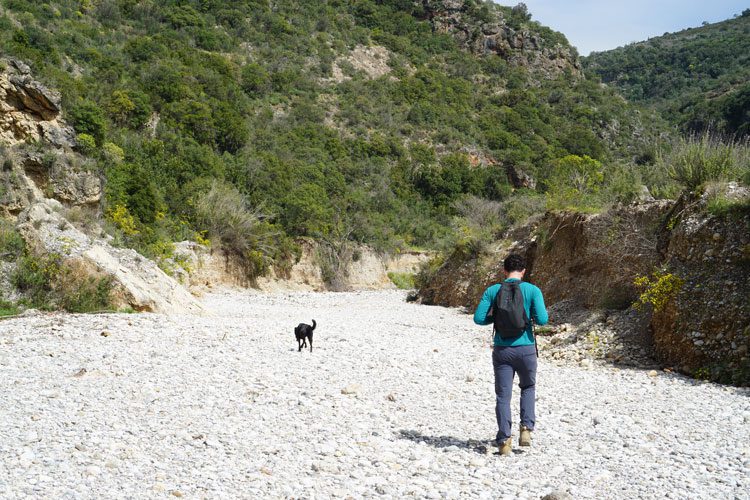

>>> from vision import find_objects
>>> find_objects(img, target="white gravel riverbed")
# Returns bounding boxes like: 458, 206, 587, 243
1, 290, 748, 499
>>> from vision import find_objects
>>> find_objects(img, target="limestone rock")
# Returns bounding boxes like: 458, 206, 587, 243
254, 239, 429, 292
19, 151, 101, 206
0, 60, 97, 218
17, 201, 204, 315
0, 59, 76, 148
170, 241, 252, 292
330, 45, 396, 84
0, 160, 42, 216
421, 1, 581, 79
506, 162, 536, 190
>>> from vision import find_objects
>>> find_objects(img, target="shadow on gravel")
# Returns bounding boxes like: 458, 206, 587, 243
397, 430, 491, 455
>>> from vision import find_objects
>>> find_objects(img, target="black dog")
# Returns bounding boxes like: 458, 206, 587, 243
294, 320, 316, 352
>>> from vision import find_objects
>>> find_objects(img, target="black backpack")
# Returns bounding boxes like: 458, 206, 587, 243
492, 281, 530, 339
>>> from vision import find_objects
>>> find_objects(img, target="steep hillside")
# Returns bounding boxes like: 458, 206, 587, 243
0, 1, 659, 253
583, 11, 750, 136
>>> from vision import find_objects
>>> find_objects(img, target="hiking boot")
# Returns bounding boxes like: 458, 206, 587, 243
519, 426, 532, 447
498, 437, 512, 456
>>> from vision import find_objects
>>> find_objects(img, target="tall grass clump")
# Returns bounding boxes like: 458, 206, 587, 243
662, 132, 750, 192
448, 196, 505, 256
194, 180, 277, 277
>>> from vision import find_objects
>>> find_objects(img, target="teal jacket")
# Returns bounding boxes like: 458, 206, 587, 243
473, 278, 548, 346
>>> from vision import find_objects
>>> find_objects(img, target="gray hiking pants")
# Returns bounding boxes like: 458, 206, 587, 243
492, 344, 537, 443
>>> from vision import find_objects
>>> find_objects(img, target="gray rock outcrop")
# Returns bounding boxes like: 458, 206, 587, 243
0, 60, 205, 315
421, 1, 581, 78
16, 200, 204, 315
0, 59, 76, 148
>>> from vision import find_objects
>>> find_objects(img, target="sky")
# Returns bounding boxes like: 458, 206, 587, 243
507, 0, 749, 55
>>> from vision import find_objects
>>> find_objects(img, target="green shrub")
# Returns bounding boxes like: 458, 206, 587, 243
76, 133, 97, 155
281, 183, 334, 237
12, 252, 60, 308
388, 271, 416, 289
414, 253, 445, 290
102, 142, 125, 163
11, 251, 114, 312
54, 260, 114, 313
165, 5, 205, 28
107, 89, 151, 128
68, 100, 107, 145
241, 63, 271, 97
545, 154, 605, 211
444, 195, 505, 257
603, 163, 644, 204
0, 220, 25, 261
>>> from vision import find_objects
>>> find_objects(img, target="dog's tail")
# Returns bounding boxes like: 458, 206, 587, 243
311, 319, 316, 330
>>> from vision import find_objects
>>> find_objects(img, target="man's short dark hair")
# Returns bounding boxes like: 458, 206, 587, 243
503, 253, 526, 272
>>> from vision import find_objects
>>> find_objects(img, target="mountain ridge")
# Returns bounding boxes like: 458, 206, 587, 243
583, 11, 750, 136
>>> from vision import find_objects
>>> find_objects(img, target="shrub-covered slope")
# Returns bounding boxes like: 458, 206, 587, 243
0, 0, 659, 276
583, 11, 750, 136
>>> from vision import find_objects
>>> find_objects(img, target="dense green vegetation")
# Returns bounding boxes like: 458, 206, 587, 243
584, 12, 750, 137
0, 0, 663, 275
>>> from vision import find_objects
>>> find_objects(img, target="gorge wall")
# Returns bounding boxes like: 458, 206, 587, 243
1, 58, 431, 316
417, 197, 750, 385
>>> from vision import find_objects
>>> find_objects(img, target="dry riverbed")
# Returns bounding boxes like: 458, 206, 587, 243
1, 290, 748, 499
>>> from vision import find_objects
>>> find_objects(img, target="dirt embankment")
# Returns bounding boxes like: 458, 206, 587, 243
417, 199, 750, 385
175, 239, 430, 294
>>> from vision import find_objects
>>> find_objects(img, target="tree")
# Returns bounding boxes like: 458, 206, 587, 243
68, 100, 107, 145
163, 99, 215, 146
545, 155, 604, 209
241, 63, 270, 97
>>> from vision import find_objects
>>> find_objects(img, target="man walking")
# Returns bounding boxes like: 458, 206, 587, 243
473, 253, 548, 456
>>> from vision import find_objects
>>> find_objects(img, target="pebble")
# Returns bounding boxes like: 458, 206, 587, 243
0, 290, 746, 498
84, 466, 100, 476
341, 384, 361, 395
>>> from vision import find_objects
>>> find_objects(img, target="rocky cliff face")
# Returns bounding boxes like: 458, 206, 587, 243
0, 59, 204, 315
0, 148, 102, 217
417, 197, 750, 385
0, 59, 75, 148
421, 0, 581, 78
0, 59, 96, 217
